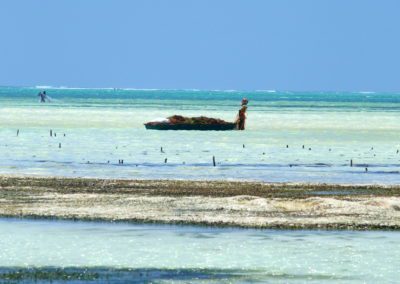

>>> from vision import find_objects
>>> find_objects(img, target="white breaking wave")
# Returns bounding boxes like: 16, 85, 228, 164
35, 85, 53, 89
359, 91, 376, 94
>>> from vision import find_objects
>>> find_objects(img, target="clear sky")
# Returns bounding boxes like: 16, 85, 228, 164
0, 0, 399, 91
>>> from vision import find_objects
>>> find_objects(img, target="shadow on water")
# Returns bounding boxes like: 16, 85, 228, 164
0, 267, 358, 283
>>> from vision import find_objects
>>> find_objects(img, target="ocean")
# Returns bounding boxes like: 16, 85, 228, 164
1, 86, 400, 184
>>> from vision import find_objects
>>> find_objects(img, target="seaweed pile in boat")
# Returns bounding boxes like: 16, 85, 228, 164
147, 115, 232, 126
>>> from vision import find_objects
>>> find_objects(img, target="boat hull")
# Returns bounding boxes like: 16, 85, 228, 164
145, 123, 237, 131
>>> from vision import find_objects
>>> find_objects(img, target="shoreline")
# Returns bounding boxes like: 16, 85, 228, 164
1, 215, 399, 231
1, 176, 400, 230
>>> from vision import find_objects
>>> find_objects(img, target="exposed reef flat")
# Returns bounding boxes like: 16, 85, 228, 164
1, 176, 400, 230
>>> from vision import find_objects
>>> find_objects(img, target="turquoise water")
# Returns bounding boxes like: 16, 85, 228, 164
1, 86, 400, 183
0, 218, 399, 283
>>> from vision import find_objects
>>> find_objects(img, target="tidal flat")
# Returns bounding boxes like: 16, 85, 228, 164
1, 176, 399, 230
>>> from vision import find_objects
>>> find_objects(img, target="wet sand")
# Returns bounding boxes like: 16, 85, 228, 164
1, 176, 400, 230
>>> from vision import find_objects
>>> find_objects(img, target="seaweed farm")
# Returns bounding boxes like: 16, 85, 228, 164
1, 88, 400, 283
1, 88, 400, 184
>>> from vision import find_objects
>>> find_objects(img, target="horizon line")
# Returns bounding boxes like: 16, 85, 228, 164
0, 85, 398, 94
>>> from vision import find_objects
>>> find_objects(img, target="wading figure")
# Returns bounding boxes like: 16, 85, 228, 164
236, 105, 247, 130
236, 98, 248, 130
38, 91, 48, 103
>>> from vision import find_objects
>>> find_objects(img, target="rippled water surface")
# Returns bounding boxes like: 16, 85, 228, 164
0, 218, 399, 283
1, 87, 400, 183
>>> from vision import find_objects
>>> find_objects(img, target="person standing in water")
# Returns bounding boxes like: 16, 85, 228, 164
38, 91, 48, 103
236, 98, 248, 130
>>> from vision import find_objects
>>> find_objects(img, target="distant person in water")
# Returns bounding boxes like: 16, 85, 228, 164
38, 91, 48, 103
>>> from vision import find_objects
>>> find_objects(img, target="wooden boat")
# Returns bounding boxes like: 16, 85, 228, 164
144, 115, 237, 131
145, 122, 236, 131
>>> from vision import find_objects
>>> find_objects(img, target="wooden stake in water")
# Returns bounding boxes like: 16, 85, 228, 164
350, 159, 353, 167
16, 129, 19, 136
59, 143, 61, 148
50, 130, 52, 137
213, 156, 216, 167
164, 158, 168, 164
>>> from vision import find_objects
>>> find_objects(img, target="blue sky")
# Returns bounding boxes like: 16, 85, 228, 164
0, 0, 399, 91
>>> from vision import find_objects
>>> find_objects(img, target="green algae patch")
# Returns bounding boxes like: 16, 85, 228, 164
0, 268, 99, 281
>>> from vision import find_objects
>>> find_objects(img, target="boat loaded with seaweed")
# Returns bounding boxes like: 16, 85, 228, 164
145, 115, 237, 131
144, 98, 248, 131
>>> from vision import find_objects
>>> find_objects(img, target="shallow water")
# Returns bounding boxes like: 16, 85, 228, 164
0, 218, 398, 283
1, 87, 400, 183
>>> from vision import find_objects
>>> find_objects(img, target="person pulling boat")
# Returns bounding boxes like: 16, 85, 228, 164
144, 98, 249, 131
236, 98, 248, 130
